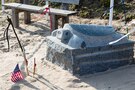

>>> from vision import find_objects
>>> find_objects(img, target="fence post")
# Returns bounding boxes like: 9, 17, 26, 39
109, 0, 114, 26
23, 0, 31, 24
1, 0, 5, 12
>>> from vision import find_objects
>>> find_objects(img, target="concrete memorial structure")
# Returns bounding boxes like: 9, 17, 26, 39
46, 24, 135, 75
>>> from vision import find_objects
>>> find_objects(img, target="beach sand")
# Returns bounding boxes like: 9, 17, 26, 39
0, 10, 135, 90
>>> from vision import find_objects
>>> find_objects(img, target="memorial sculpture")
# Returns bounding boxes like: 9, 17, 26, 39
46, 24, 135, 75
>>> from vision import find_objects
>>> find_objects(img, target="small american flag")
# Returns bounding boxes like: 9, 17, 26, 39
11, 64, 24, 82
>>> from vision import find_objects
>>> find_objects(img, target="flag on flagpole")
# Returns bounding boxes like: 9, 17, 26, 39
11, 64, 24, 82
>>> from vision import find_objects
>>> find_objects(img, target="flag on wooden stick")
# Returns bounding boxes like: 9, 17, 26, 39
4, 16, 29, 76
11, 64, 24, 82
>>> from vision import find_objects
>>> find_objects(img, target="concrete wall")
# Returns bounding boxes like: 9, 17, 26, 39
46, 42, 135, 75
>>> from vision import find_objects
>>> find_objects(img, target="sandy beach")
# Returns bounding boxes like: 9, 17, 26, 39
0, 10, 135, 90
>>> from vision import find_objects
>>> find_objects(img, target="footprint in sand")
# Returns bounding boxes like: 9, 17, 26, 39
0, 45, 4, 48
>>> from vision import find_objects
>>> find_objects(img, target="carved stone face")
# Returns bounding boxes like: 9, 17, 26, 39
51, 29, 73, 44
57, 29, 72, 43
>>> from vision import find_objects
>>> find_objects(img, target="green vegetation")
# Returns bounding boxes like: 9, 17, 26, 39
71, 0, 135, 22
46, 0, 134, 21
0, 0, 14, 10
0, 1, 1, 10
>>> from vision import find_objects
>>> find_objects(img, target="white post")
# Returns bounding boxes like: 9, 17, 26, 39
46, 0, 49, 5
1, 0, 5, 12
109, 0, 114, 26
45, 0, 49, 22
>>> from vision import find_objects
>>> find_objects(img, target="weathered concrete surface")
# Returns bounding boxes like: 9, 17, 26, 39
46, 42, 135, 75
46, 24, 135, 75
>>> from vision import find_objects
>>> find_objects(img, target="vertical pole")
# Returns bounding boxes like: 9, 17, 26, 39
61, 3, 69, 27
45, 0, 49, 19
24, 0, 31, 24
2, 0, 5, 12
12, 8, 19, 28
51, 15, 58, 30
109, 0, 114, 26
46, 0, 49, 5
45, 0, 50, 30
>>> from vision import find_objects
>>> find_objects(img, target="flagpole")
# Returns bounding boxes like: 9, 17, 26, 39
109, 0, 114, 26
1, 0, 5, 12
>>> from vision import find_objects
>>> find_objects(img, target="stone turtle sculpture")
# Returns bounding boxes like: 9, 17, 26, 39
46, 24, 135, 75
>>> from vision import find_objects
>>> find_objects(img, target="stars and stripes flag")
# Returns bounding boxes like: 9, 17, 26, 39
11, 64, 24, 82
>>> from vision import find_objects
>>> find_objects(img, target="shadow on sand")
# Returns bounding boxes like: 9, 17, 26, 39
74, 65, 135, 90
10, 73, 64, 90
18, 21, 50, 37
10, 79, 40, 90
29, 73, 63, 90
